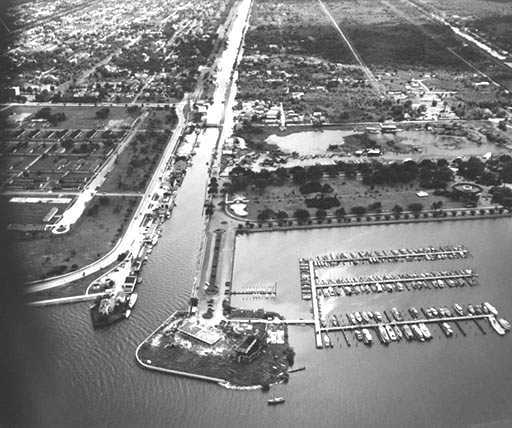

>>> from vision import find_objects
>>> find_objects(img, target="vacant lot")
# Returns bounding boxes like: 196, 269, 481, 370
100, 130, 170, 192
8, 105, 137, 129
1, 200, 65, 225
11, 195, 138, 281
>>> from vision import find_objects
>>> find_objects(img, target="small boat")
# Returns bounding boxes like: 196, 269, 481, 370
125, 309, 132, 319
323, 333, 332, 348
386, 324, 397, 342
362, 328, 372, 346
268, 397, 285, 405
411, 324, 425, 342
128, 293, 138, 309
453, 304, 464, 316
483, 302, 498, 316
489, 316, 506, 336
377, 325, 390, 345
288, 366, 306, 373
498, 318, 511, 332
419, 323, 432, 340
402, 324, 414, 341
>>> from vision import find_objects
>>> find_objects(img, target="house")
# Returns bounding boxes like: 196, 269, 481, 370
235, 335, 261, 363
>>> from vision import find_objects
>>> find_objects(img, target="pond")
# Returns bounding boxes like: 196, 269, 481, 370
266, 129, 355, 154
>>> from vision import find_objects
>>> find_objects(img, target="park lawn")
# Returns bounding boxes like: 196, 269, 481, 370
241, 176, 466, 220
12, 195, 138, 281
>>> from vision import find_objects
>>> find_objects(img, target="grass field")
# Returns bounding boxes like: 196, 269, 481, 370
8, 105, 137, 129
11, 195, 138, 281
100, 130, 170, 192
241, 177, 465, 221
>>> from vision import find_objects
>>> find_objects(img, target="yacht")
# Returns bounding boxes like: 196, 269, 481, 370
489, 316, 506, 336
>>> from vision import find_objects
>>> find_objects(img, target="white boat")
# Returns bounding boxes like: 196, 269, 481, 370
419, 323, 432, 340
323, 334, 332, 348
489, 316, 506, 336
498, 318, 511, 332
128, 293, 138, 309
125, 309, 132, 319
483, 302, 498, 316
386, 324, 397, 341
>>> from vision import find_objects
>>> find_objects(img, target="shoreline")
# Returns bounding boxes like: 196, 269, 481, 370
232, 210, 511, 235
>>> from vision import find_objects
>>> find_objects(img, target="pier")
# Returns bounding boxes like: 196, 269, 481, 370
229, 282, 277, 297
321, 314, 491, 333
311, 245, 470, 267
309, 260, 324, 348
315, 270, 477, 289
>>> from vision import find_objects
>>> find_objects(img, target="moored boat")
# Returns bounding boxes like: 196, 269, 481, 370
128, 292, 138, 309
268, 397, 285, 405
489, 316, 506, 336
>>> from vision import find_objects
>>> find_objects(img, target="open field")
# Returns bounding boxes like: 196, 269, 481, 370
235, 0, 512, 124
100, 130, 170, 192
0, 197, 67, 230
418, 0, 512, 18
10, 195, 138, 281
6, 105, 137, 129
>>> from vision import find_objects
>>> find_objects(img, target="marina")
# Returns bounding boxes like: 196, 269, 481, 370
319, 303, 509, 348
313, 269, 478, 298
308, 245, 470, 267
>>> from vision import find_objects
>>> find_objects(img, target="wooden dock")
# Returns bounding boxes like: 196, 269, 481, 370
316, 271, 476, 289
312, 246, 469, 267
309, 260, 324, 348
321, 314, 491, 333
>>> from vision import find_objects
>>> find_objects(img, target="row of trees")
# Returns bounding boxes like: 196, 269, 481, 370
228, 158, 459, 194
256, 201, 441, 223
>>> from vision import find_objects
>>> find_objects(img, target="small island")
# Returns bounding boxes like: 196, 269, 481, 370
136, 309, 295, 388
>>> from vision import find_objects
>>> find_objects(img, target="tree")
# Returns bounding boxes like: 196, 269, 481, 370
368, 201, 382, 212
335, 207, 346, 219
350, 206, 367, 217
431, 201, 443, 210
276, 210, 288, 221
392, 204, 403, 218
316, 209, 327, 221
408, 203, 423, 213
294, 209, 310, 223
